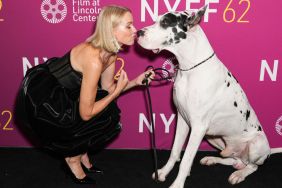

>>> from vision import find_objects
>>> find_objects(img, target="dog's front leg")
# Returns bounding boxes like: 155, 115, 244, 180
229, 163, 258, 184
153, 112, 190, 182
170, 122, 207, 188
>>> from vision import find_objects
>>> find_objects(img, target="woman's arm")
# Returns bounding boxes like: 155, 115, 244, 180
79, 53, 128, 121
79, 57, 115, 121
122, 69, 155, 91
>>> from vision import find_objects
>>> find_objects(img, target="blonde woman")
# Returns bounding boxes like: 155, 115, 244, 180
17, 5, 154, 184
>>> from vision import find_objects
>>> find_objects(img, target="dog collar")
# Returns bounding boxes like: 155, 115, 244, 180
177, 52, 215, 71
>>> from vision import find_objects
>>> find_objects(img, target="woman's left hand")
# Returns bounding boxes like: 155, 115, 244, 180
135, 69, 155, 86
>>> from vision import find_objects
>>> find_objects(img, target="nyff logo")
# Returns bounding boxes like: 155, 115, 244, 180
41, 0, 67, 24
0, 0, 4, 21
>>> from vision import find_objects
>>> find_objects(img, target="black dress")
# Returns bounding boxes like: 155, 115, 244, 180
16, 51, 121, 157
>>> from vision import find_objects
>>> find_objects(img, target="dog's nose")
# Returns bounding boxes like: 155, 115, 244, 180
137, 30, 145, 37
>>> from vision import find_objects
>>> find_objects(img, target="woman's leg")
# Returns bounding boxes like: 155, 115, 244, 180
65, 154, 86, 179
81, 153, 92, 168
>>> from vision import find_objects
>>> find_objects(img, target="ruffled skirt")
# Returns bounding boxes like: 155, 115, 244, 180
16, 64, 121, 157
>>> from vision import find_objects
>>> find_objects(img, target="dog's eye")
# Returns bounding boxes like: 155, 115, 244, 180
160, 19, 168, 28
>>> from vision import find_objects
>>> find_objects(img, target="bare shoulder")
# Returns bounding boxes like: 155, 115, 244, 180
70, 42, 102, 73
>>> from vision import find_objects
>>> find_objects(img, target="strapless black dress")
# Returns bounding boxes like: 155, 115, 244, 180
16, 52, 121, 157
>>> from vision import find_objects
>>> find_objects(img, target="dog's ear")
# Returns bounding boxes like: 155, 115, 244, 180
186, 5, 207, 28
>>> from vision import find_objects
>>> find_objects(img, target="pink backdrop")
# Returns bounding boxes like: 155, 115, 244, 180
0, 0, 281, 150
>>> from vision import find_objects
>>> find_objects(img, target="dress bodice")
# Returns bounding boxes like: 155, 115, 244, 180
46, 51, 82, 90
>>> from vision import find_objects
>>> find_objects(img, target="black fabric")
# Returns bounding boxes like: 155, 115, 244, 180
46, 52, 82, 90
16, 52, 121, 157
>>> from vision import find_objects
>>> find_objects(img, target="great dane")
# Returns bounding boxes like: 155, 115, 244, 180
137, 5, 282, 188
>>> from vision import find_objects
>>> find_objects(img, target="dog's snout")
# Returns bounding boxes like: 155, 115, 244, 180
137, 30, 145, 37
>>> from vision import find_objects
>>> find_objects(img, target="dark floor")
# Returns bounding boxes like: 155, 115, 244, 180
0, 148, 281, 188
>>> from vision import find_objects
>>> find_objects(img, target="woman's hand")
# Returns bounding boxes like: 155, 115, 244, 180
114, 69, 128, 96
135, 69, 155, 86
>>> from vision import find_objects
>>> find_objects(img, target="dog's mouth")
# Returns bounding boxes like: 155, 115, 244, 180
152, 49, 160, 54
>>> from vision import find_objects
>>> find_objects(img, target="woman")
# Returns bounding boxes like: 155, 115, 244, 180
17, 5, 154, 184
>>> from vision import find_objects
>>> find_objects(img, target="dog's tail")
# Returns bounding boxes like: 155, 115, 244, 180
270, 148, 282, 155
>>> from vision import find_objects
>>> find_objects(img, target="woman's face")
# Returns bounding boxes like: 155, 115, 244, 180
114, 12, 137, 46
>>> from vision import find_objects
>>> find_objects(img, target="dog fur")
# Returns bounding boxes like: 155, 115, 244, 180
137, 5, 282, 188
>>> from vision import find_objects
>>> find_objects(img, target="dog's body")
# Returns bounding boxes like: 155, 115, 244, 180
137, 6, 282, 188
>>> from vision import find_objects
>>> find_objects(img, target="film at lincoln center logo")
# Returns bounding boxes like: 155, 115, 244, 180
41, 0, 67, 24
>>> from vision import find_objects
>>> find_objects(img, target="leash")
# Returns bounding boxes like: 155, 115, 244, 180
142, 67, 173, 182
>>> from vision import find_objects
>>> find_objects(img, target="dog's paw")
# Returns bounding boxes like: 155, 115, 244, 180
152, 169, 166, 182
200, 156, 217, 166
228, 171, 245, 184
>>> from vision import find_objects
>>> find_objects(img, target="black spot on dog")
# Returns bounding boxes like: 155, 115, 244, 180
162, 41, 169, 45
227, 82, 230, 87
228, 72, 231, 77
172, 28, 186, 44
172, 27, 177, 33
240, 110, 242, 114
234, 101, 237, 107
160, 13, 189, 45
162, 38, 174, 46
160, 13, 178, 29
177, 31, 186, 39
244, 129, 248, 132
178, 14, 188, 32
257, 126, 262, 131
246, 110, 250, 121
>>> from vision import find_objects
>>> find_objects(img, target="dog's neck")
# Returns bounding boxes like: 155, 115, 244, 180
168, 25, 214, 70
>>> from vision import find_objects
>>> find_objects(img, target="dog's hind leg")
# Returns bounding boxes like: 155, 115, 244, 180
200, 156, 235, 166
206, 137, 225, 150
170, 121, 207, 188
153, 112, 190, 182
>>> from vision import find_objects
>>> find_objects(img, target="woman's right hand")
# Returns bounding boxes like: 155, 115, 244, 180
114, 69, 128, 96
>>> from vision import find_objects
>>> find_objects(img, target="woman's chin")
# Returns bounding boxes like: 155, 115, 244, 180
125, 40, 135, 46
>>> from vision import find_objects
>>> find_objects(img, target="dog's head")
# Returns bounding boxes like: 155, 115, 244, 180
137, 5, 207, 53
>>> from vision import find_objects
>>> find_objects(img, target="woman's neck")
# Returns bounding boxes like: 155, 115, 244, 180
100, 49, 115, 63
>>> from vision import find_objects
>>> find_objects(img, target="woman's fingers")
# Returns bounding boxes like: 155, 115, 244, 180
144, 70, 155, 84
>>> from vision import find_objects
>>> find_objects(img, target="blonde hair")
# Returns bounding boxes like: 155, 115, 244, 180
86, 5, 131, 53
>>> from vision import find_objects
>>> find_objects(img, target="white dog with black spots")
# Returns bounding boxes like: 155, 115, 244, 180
137, 5, 282, 188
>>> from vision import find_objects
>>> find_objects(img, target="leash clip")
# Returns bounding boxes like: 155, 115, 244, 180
142, 72, 152, 85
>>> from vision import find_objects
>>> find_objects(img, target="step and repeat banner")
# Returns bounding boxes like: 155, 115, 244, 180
0, 0, 281, 150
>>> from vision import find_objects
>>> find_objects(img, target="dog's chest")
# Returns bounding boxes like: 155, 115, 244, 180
173, 70, 214, 110
172, 72, 198, 116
